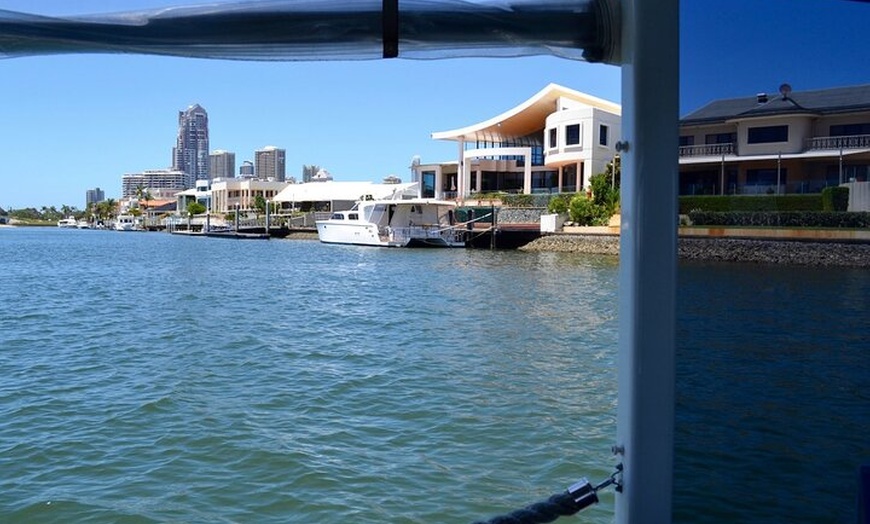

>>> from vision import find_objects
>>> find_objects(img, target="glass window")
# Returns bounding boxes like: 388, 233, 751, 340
830, 123, 870, 136
421, 171, 435, 198
747, 125, 788, 144
599, 124, 609, 146
348, 213, 358, 220
566, 124, 580, 145
679, 135, 695, 146
704, 132, 735, 144
548, 128, 557, 148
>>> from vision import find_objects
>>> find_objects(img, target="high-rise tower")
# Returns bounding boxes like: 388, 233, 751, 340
254, 146, 286, 181
172, 104, 210, 188
209, 150, 235, 180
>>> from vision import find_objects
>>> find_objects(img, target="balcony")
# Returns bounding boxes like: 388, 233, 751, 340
806, 134, 870, 150
679, 142, 735, 157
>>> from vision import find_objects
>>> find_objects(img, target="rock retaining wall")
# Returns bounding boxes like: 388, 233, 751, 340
519, 234, 870, 267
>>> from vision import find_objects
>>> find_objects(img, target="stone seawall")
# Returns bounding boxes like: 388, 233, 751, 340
519, 234, 870, 267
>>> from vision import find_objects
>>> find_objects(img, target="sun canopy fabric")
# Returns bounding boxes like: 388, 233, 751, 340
0, 0, 617, 63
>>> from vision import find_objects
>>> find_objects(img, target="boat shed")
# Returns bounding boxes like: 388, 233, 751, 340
272, 181, 419, 212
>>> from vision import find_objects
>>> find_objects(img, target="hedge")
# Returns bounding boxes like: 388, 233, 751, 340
687, 210, 870, 228
678, 195, 823, 214
821, 186, 850, 212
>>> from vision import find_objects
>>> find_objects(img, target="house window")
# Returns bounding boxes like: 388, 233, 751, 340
599, 124, 609, 146
548, 128, 557, 148
747, 125, 788, 144
830, 123, 870, 136
705, 133, 736, 144
679, 136, 695, 146
566, 124, 580, 146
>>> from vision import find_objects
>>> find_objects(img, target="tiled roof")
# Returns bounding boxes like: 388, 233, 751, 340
682, 84, 870, 124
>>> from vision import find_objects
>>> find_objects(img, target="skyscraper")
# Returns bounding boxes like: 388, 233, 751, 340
85, 187, 105, 208
255, 146, 286, 181
239, 160, 255, 178
209, 150, 235, 180
172, 104, 209, 188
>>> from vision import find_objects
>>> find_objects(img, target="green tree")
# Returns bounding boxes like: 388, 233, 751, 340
187, 201, 207, 216
253, 194, 267, 215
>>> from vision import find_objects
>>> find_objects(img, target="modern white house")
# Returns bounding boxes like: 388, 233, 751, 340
209, 178, 290, 214
679, 83, 870, 197
415, 83, 622, 200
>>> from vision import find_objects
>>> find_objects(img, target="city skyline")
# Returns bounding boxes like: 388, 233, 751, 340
1, 0, 869, 209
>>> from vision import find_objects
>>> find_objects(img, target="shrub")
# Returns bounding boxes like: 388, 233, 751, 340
821, 186, 850, 211
687, 210, 870, 228
590, 172, 620, 211
569, 194, 611, 226
678, 195, 823, 213
502, 193, 535, 207
547, 193, 575, 214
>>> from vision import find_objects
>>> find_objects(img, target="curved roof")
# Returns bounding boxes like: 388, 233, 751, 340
432, 83, 621, 143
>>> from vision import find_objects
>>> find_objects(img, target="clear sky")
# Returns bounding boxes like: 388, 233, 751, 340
1, 0, 868, 209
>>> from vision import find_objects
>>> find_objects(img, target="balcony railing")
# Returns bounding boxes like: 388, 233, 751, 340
679, 143, 734, 157
806, 134, 870, 150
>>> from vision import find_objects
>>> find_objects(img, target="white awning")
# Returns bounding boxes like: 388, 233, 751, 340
273, 181, 418, 203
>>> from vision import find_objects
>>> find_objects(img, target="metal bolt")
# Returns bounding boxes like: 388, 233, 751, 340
611, 444, 625, 455
615, 141, 629, 152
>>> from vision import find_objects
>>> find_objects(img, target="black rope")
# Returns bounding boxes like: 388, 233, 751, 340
472, 492, 583, 524
472, 466, 622, 524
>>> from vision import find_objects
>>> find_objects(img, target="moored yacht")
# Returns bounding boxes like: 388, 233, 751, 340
316, 197, 465, 248
57, 217, 78, 228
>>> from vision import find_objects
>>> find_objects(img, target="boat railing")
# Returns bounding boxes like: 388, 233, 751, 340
388, 223, 464, 243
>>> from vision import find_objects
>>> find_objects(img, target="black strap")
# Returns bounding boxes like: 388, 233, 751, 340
382, 0, 398, 58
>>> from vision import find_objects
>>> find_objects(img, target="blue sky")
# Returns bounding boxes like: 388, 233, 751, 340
1, 0, 868, 209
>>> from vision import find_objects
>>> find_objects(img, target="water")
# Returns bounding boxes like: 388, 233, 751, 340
0, 228, 866, 523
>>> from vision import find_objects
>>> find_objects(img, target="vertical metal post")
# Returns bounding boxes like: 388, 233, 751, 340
616, 0, 678, 522
777, 151, 782, 194
839, 147, 843, 185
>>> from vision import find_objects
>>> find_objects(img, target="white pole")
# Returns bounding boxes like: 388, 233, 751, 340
616, 0, 678, 522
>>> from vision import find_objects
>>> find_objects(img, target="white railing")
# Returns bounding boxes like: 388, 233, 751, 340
806, 134, 870, 150
679, 143, 734, 157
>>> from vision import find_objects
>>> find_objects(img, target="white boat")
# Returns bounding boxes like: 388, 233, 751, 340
316, 197, 465, 248
57, 217, 78, 228
114, 214, 139, 231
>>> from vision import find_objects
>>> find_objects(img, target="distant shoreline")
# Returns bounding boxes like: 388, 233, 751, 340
520, 234, 870, 267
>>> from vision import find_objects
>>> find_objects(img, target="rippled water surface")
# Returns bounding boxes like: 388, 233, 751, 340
1, 228, 866, 523
1, 228, 619, 523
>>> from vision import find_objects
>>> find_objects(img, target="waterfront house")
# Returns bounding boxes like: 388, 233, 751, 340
0, 206, 8, 225
415, 83, 622, 200
679, 83, 870, 196
209, 177, 290, 214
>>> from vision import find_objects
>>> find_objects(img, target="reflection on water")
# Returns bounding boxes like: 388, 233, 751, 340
676, 261, 869, 523
0, 228, 865, 522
